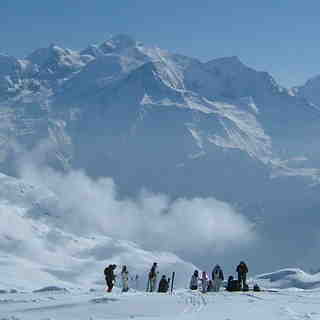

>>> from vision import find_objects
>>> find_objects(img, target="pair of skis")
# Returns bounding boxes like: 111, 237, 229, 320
146, 272, 175, 294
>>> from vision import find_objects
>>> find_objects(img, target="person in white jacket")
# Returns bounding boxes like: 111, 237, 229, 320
121, 265, 129, 292
201, 271, 208, 293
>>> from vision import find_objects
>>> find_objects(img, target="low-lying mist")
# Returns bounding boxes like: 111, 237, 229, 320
17, 141, 257, 263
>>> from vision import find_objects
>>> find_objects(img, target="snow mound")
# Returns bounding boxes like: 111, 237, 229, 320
90, 297, 119, 304
0, 289, 18, 295
33, 286, 69, 293
256, 268, 320, 289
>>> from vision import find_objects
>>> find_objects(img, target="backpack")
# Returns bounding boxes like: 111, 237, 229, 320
149, 266, 156, 279
253, 284, 261, 292
228, 280, 241, 291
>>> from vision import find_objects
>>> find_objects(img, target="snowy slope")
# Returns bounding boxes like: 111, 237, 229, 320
0, 172, 198, 291
2, 173, 320, 319
2, 285, 320, 319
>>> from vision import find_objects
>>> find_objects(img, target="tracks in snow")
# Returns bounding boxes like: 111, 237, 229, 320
177, 291, 208, 314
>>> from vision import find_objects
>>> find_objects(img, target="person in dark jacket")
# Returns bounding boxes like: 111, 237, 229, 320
236, 261, 248, 289
158, 275, 169, 293
104, 264, 117, 292
212, 265, 224, 292
189, 270, 199, 290
148, 262, 159, 292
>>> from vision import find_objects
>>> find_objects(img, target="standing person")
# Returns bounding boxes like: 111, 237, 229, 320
134, 274, 139, 291
104, 264, 111, 291
201, 271, 208, 293
148, 262, 158, 292
236, 261, 248, 289
212, 264, 224, 292
189, 270, 199, 290
121, 265, 129, 292
104, 264, 117, 292
158, 275, 169, 293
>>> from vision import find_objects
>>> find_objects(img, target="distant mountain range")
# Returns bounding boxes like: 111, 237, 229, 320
1, 34, 320, 272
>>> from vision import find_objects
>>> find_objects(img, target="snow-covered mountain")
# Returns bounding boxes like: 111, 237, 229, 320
0, 34, 317, 169
1, 34, 320, 274
1, 34, 319, 178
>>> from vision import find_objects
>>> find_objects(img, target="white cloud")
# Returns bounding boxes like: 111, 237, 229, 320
17, 142, 257, 259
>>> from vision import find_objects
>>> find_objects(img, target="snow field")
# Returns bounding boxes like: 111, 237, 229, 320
2, 287, 320, 320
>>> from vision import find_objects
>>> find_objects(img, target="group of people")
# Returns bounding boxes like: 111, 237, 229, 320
104, 264, 132, 293
104, 262, 171, 293
144, 262, 172, 293
190, 264, 224, 293
190, 261, 249, 293
104, 261, 250, 294
147, 262, 172, 293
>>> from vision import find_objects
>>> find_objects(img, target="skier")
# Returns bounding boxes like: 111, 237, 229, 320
104, 264, 117, 292
189, 270, 199, 290
121, 265, 129, 292
236, 261, 248, 290
201, 271, 208, 293
148, 262, 159, 292
212, 264, 224, 292
158, 275, 169, 293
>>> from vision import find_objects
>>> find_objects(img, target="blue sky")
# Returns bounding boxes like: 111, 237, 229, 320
1, 0, 319, 87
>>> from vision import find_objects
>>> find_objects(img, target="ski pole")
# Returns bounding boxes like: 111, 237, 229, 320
170, 272, 175, 295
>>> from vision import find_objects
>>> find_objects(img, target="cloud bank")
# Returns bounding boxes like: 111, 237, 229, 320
17, 141, 257, 261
